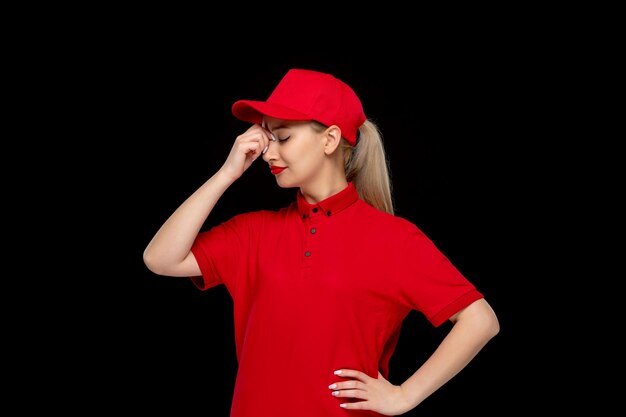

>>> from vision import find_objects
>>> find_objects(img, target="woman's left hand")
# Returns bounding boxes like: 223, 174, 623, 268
328, 369, 412, 415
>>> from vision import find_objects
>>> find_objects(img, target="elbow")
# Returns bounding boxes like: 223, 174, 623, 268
457, 298, 500, 341
485, 311, 500, 340
143, 248, 165, 276
470, 308, 500, 347
481, 301, 500, 341
143, 247, 195, 277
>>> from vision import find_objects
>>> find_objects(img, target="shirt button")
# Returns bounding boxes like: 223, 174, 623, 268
310, 228, 316, 234
304, 251, 311, 257
312, 208, 318, 213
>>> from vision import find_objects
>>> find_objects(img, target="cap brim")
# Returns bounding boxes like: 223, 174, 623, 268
232, 100, 312, 125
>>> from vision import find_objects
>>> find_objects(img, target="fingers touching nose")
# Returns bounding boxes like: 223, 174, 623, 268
261, 124, 277, 161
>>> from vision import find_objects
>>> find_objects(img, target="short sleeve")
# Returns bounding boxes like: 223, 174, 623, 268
190, 213, 251, 293
395, 226, 483, 327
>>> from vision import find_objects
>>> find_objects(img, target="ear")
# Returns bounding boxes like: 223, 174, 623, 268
323, 125, 342, 155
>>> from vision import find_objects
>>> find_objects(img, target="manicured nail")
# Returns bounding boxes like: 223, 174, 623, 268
334, 370, 343, 375
262, 145, 268, 154
339, 403, 347, 408
328, 384, 336, 389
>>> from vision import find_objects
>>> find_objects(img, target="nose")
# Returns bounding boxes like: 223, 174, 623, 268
262, 139, 278, 163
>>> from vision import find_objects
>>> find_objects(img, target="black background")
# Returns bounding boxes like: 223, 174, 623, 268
25, 32, 562, 415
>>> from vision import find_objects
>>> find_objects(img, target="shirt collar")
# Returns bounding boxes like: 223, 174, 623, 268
296, 182, 359, 218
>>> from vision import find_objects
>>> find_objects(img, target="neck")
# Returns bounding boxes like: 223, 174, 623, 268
300, 177, 348, 204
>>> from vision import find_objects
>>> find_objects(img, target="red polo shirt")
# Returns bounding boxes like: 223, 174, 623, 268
190, 182, 483, 417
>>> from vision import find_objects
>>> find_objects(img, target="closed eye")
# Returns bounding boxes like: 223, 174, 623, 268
278, 136, 290, 142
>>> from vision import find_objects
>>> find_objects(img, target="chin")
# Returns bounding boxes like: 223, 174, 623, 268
275, 178, 299, 189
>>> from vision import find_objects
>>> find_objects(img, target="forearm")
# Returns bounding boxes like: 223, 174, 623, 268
143, 169, 235, 276
401, 299, 499, 409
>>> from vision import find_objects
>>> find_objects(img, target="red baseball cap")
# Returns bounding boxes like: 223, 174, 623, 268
232, 68, 366, 146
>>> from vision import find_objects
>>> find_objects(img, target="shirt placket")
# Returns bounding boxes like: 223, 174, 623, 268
301, 206, 322, 279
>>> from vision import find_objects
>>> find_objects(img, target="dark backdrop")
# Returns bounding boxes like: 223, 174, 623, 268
39, 44, 550, 415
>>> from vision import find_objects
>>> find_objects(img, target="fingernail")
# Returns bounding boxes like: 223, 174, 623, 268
334, 370, 342, 375
270, 133, 277, 142
328, 384, 336, 389
262, 145, 268, 154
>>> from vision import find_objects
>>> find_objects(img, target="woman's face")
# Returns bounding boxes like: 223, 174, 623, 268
261, 118, 326, 188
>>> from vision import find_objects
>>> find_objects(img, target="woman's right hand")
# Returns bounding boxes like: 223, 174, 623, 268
219, 124, 273, 181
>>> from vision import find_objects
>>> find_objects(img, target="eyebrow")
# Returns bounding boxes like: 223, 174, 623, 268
265, 120, 304, 131
264, 123, 291, 133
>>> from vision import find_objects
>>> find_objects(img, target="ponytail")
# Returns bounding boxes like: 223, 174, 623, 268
343, 120, 394, 214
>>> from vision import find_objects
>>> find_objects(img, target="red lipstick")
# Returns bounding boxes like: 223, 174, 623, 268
270, 165, 286, 175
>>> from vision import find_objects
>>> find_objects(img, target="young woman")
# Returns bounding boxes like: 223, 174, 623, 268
143, 68, 499, 416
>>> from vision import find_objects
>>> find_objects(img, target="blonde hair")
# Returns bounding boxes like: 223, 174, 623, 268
311, 120, 394, 214
344, 120, 394, 214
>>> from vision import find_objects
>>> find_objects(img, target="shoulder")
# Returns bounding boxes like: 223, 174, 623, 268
355, 200, 422, 234
223, 202, 298, 226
